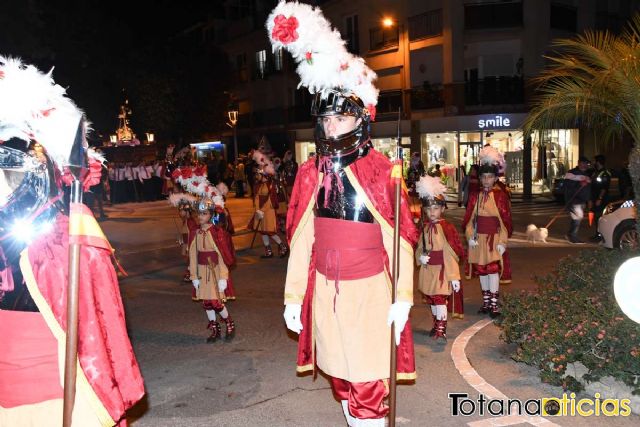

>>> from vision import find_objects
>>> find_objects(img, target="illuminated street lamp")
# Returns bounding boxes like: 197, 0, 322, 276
145, 132, 155, 144
382, 17, 394, 28
227, 109, 239, 160
109, 134, 117, 145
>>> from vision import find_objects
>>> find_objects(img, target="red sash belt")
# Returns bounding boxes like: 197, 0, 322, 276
0, 310, 63, 407
427, 250, 445, 283
476, 216, 500, 249
314, 217, 384, 310
197, 251, 219, 265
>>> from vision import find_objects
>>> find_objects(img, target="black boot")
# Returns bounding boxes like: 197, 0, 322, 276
261, 245, 273, 258
566, 220, 584, 244
434, 319, 447, 343
478, 290, 491, 314
278, 242, 289, 258
489, 291, 501, 319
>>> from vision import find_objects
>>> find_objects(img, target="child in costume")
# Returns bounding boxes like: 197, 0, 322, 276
169, 192, 198, 282
415, 175, 463, 342
462, 146, 512, 318
189, 197, 235, 342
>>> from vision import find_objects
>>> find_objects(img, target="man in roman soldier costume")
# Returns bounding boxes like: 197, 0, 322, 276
415, 175, 463, 342
268, 3, 417, 426
248, 144, 288, 258
169, 192, 198, 282
0, 57, 144, 425
188, 197, 235, 342
462, 146, 512, 318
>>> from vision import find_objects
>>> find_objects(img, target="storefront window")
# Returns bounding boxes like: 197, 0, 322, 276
531, 129, 578, 189
421, 132, 457, 188
295, 141, 316, 164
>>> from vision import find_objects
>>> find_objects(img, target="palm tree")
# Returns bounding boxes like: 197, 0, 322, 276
524, 14, 640, 235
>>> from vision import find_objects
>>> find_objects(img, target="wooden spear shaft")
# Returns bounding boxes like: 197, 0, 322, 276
63, 178, 82, 427
389, 108, 403, 427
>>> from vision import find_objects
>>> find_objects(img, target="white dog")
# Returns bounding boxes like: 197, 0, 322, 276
526, 224, 548, 244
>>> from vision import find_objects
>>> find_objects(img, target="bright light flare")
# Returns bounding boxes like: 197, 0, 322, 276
12, 219, 34, 243
614, 256, 640, 324
382, 17, 394, 28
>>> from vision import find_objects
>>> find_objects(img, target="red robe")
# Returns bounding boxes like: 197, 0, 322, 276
286, 150, 418, 378
461, 187, 512, 279
23, 214, 144, 425
437, 220, 466, 317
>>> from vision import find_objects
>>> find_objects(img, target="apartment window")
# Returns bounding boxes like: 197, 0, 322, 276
255, 49, 267, 79
376, 91, 402, 115
369, 25, 399, 50
409, 9, 443, 41
345, 15, 360, 54
550, 3, 577, 32
236, 53, 248, 83
464, 1, 523, 30
273, 48, 284, 72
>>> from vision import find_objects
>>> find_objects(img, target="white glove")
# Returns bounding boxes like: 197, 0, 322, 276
284, 304, 303, 334
256, 210, 264, 219
419, 254, 430, 265
192, 279, 200, 290
387, 301, 411, 346
497, 244, 506, 256
451, 280, 461, 292
468, 238, 479, 248
218, 279, 227, 292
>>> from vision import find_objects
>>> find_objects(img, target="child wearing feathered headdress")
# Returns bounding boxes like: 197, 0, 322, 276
415, 176, 464, 342
461, 146, 513, 318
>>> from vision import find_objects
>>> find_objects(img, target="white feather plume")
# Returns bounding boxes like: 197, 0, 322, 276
479, 145, 504, 168
266, 1, 378, 110
415, 175, 447, 201
0, 56, 85, 170
168, 192, 197, 207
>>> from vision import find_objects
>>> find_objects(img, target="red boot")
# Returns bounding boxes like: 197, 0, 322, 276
433, 319, 447, 343
206, 320, 221, 343
221, 315, 235, 341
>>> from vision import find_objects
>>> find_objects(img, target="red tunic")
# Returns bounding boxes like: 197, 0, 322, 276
286, 150, 418, 378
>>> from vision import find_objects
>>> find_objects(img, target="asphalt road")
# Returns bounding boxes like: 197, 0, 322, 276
97, 196, 637, 426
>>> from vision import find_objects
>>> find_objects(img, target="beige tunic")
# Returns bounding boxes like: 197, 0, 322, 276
464, 191, 508, 266
415, 223, 460, 296
251, 182, 278, 234
284, 169, 414, 382
189, 225, 229, 301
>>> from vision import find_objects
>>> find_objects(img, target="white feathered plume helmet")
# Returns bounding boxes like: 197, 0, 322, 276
171, 165, 226, 210
0, 56, 87, 170
478, 145, 504, 175
266, 1, 379, 120
168, 192, 198, 210
415, 175, 447, 206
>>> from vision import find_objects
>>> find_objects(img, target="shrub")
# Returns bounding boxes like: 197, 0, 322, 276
499, 249, 640, 394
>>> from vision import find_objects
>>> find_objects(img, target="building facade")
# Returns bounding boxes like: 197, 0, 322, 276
207, 0, 638, 194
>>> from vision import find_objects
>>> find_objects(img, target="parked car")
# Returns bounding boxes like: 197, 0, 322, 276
598, 200, 638, 249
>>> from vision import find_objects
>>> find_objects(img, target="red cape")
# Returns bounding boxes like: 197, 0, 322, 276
286, 149, 418, 378
438, 220, 465, 316
26, 215, 144, 424
461, 188, 513, 236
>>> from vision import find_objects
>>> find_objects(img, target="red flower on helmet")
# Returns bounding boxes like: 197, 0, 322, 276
194, 165, 206, 176
272, 14, 299, 44
171, 169, 182, 180
366, 104, 377, 122
180, 168, 193, 179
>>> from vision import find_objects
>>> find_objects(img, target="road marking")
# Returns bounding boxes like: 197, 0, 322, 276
451, 319, 561, 427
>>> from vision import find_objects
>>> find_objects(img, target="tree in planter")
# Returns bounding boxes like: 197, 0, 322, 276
523, 15, 640, 236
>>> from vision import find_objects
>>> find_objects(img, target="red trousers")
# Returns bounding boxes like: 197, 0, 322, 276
330, 376, 388, 419
473, 261, 500, 276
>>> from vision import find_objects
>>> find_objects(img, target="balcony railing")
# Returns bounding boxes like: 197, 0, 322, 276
410, 84, 444, 110
465, 76, 524, 106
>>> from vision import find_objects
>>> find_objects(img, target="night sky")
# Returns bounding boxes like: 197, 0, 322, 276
1, 0, 228, 142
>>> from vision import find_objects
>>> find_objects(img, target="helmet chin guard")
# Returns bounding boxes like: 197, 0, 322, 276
312, 90, 371, 158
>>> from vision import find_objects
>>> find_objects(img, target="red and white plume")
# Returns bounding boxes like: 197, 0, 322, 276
415, 175, 447, 201
0, 56, 85, 170
253, 149, 275, 176
171, 166, 225, 209
479, 145, 504, 170
266, 1, 379, 114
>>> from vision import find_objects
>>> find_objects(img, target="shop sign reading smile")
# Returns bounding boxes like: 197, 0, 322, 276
478, 115, 511, 129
